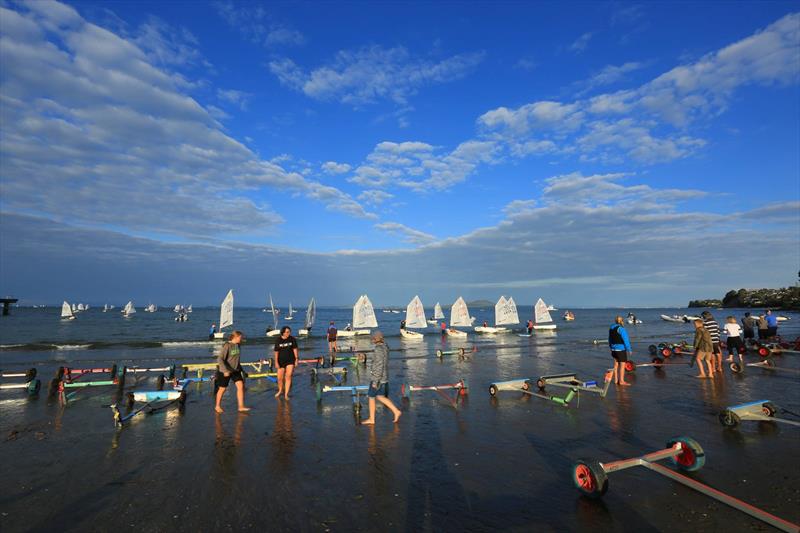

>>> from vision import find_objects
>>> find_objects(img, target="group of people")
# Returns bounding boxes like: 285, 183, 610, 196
214, 325, 401, 424
608, 309, 781, 383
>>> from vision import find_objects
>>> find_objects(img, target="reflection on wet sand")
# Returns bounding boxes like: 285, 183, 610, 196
270, 400, 295, 470
213, 412, 244, 488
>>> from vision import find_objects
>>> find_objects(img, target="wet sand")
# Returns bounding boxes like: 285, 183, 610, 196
1, 336, 799, 532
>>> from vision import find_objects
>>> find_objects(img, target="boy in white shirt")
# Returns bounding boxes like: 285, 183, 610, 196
723, 316, 744, 364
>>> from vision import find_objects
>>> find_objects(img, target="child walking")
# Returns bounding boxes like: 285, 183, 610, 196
723, 316, 744, 364
692, 320, 715, 378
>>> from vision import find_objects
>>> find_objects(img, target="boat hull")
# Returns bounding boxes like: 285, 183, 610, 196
337, 329, 371, 337
474, 326, 509, 334
533, 324, 557, 330
447, 328, 468, 338
400, 329, 424, 340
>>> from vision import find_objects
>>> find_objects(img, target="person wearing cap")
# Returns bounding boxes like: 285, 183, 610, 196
214, 330, 250, 413
362, 331, 402, 425
327, 321, 338, 353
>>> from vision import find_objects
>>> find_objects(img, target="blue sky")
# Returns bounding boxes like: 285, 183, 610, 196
0, 0, 798, 307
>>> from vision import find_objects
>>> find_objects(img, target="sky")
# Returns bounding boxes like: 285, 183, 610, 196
0, 0, 798, 308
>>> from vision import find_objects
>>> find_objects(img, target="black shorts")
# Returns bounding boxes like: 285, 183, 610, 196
767, 327, 778, 337
726, 337, 744, 354
611, 350, 627, 363
743, 329, 754, 339
277, 355, 295, 369
328, 336, 337, 342
758, 329, 767, 339
712, 342, 721, 355
368, 382, 388, 398
216, 370, 243, 387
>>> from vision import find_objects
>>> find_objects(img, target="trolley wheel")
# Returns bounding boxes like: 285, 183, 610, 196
315, 381, 322, 402
666, 437, 705, 472
624, 361, 635, 372
489, 384, 498, 397
536, 378, 546, 390
661, 348, 672, 358
762, 402, 777, 417
729, 362, 742, 374
758, 346, 770, 357
719, 409, 741, 428
156, 374, 166, 390
27, 379, 41, 395
436, 350, 443, 358
648, 344, 657, 355
573, 460, 608, 498
652, 357, 664, 365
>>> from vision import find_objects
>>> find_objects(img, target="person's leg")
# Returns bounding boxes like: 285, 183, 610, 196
696, 354, 707, 377
362, 397, 377, 425
618, 360, 629, 385
376, 395, 402, 422
215, 386, 227, 412
283, 365, 294, 399
274, 367, 285, 398
235, 380, 250, 411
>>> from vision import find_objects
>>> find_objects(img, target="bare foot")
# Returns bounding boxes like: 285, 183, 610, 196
215, 406, 224, 413
361, 419, 375, 425
393, 411, 402, 423
274, 390, 282, 398
283, 394, 290, 400
695, 375, 709, 379
618, 382, 631, 386
238, 407, 251, 412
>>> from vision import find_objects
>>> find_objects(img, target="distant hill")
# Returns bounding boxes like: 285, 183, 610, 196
689, 287, 799, 310
467, 299, 493, 308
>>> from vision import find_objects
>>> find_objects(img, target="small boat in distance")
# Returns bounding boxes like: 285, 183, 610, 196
286, 302, 295, 321
122, 301, 136, 318
428, 302, 444, 325
61, 301, 76, 320
298, 297, 316, 337
266, 294, 280, 337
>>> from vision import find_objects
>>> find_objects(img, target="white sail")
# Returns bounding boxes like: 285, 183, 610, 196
494, 296, 508, 325
103, 304, 109, 312
269, 294, 278, 331
434, 302, 444, 320
219, 290, 234, 330
405, 295, 427, 329
353, 294, 378, 329
123, 301, 136, 315
61, 301, 73, 318
71, 303, 77, 312
305, 297, 316, 328
288, 302, 294, 317
535, 298, 553, 323
450, 297, 471, 327
186, 305, 192, 313
504, 297, 520, 324
173, 304, 182, 313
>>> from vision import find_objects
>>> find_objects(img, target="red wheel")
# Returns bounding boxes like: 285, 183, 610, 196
758, 346, 770, 357
624, 361, 635, 372
661, 348, 672, 357
666, 437, 705, 472
573, 460, 608, 498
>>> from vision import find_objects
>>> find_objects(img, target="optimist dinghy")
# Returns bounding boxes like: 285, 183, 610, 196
266, 294, 280, 337
61, 301, 76, 320
337, 295, 376, 337
447, 297, 471, 338
401, 295, 426, 340
533, 298, 557, 330
214, 290, 233, 340
475, 296, 518, 334
298, 298, 316, 337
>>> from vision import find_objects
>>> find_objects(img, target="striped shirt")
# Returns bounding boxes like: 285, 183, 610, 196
703, 318, 720, 343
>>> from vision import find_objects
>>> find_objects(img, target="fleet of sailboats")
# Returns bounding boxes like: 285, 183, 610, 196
214, 290, 233, 340
400, 295, 426, 340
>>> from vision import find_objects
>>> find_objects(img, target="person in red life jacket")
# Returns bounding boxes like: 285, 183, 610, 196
441, 322, 447, 335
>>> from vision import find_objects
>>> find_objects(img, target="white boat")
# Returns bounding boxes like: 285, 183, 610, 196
77, 303, 86, 312
475, 296, 518, 334
266, 294, 280, 337
71, 303, 77, 313
122, 301, 136, 318
103, 304, 109, 313
61, 301, 76, 320
214, 290, 233, 340
391, 309, 400, 314
533, 298, 557, 330
338, 294, 376, 337
547, 304, 557, 311
401, 295, 426, 340
660, 314, 700, 323
626, 318, 643, 324
108, 305, 115, 310
428, 302, 444, 325
145, 303, 156, 313
186, 305, 192, 313
298, 297, 316, 337
447, 297, 471, 337
286, 302, 295, 321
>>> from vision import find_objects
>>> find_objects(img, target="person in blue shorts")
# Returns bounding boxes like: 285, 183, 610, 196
608, 316, 632, 386
361, 331, 401, 425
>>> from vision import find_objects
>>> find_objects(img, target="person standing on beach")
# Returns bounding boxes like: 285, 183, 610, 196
692, 320, 715, 378
327, 321, 338, 353
757, 314, 769, 340
701, 311, 722, 372
741, 312, 756, 341
209, 323, 217, 340
723, 316, 744, 364
608, 316, 631, 386
441, 322, 447, 335
765, 309, 778, 340
273, 326, 298, 400
362, 331, 402, 425
214, 331, 250, 413
526, 319, 534, 334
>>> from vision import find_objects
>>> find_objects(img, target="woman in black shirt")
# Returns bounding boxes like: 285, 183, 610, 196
273, 326, 298, 400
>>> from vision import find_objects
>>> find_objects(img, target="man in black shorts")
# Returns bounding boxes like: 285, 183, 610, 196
273, 326, 298, 400
214, 330, 250, 413
608, 316, 631, 386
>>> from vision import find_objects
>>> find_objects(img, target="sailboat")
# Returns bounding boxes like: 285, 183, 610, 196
77, 303, 86, 312
186, 305, 192, 313
265, 294, 280, 337
401, 295, 426, 340
61, 301, 76, 320
145, 303, 156, 313
447, 297, 471, 337
214, 290, 234, 340
173, 304, 183, 313
122, 301, 136, 318
533, 298, 558, 330
338, 295, 376, 337
103, 304, 109, 313
475, 296, 518, 334
71, 303, 77, 313
428, 302, 444, 325
286, 302, 295, 321
298, 297, 316, 337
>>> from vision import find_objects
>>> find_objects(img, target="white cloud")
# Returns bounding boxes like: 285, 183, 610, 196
214, 1, 304, 47
321, 161, 352, 174
269, 45, 485, 105
217, 88, 251, 110
358, 189, 394, 205
265, 26, 305, 46
375, 222, 436, 245
0, 2, 372, 239
583, 61, 645, 89
569, 32, 594, 53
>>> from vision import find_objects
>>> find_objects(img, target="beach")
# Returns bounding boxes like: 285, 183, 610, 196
1, 307, 799, 531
